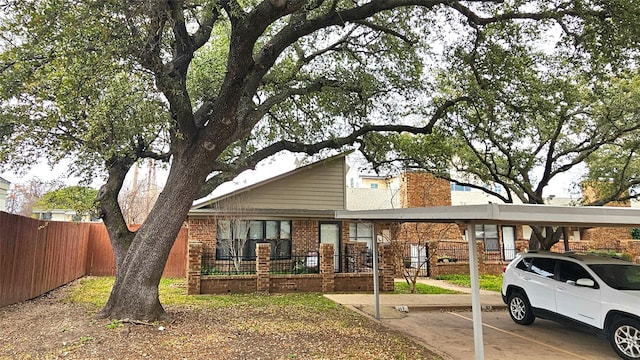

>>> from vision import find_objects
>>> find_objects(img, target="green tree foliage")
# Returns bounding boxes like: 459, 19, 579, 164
1, 1, 639, 320
36, 186, 99, 220
361, 10, 640, 250
0, 1, 170, 178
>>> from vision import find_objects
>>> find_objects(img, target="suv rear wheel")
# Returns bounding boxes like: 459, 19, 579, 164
508, 291, 535, 325
609, 317, 640, 360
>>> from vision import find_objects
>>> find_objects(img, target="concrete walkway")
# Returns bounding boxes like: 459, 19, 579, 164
324, 278, 506, 319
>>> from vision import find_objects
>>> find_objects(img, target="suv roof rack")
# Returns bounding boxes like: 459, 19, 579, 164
563, 250, 630, 261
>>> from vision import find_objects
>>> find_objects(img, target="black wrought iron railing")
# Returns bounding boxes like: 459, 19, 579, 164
344, 249, 376, 273
201, 252, 321, 275
201, 253, 257, 275
270, 253, 320, 274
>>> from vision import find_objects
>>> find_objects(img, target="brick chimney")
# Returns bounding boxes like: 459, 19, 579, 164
400, 171, 452, 208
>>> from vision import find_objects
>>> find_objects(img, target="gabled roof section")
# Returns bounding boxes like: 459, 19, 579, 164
191, 152, 349, 213
0, 176, 10, 185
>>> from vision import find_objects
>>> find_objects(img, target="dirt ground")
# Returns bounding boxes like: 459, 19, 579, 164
0, 282, 441, 360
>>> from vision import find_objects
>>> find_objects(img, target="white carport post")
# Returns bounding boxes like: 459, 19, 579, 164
466, 221, 484, 359
372, 237, 380, 320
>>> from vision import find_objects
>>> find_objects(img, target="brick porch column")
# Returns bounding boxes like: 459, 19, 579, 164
379, 244, 395, 292
187, 241, 203, 295
256, 242, 271, 293
476, 241, 486, 275
428, 244, 439, 278
320, 243, 335, 293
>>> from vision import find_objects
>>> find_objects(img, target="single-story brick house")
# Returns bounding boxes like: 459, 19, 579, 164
189, 153, 365, 271
185, 153, 640, 294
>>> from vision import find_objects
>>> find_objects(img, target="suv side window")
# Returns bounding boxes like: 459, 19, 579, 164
516, 257, 532, 271
530, 258, 556, 278
557, 260, 592, 284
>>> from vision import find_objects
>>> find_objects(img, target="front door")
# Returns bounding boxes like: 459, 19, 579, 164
502, 226, 516, 261
319, 222, 341, 272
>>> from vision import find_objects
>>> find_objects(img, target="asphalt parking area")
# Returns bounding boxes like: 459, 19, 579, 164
381, 310, 619, 360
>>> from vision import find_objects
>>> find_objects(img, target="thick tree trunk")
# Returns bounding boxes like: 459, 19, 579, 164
562, 227, 570, 251
98, 156, 210, 321
95, 160, 137, 318
528, 235, 541, 251
529, 226, 564, 251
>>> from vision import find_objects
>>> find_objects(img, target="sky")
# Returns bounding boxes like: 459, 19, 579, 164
0, 152, 301, 202
1, 149, 578, 204
1, 159, 82, 185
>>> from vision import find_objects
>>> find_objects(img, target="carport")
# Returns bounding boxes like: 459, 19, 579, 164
335, 203, 640, 360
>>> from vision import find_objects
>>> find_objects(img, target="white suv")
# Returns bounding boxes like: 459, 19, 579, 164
502, 251, 640, 360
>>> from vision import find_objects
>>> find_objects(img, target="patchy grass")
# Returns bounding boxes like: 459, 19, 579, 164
31, 277, 442, 359
434, 274, 503, 292
394, 281, 460, 294
66, 276, 338, 311
64, 276, 114, 307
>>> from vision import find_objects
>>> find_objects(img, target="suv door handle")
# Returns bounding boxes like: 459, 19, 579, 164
557, 286, 566, 291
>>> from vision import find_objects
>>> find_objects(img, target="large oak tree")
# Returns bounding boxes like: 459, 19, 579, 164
1, 1, 638, 320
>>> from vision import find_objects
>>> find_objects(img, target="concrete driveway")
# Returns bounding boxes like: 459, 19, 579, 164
325, 279, 620, 359
381, 310, 618, 360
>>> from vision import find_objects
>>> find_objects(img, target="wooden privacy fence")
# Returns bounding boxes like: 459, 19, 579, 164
85, 223, 188, 278
0, 212, 187, 308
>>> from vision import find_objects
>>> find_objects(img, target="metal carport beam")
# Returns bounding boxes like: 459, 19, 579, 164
337, 203, 640, 228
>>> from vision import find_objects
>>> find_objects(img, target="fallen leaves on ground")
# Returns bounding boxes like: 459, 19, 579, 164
0, 283, 441, 360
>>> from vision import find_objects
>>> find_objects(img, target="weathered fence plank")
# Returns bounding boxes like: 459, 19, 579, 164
85, 223, 187, 278
0, 212, 187, 308
0, 213, 89, 307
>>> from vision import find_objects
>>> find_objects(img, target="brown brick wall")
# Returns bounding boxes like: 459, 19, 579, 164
201, 275, 257, 294
582, 183, 631, 207
395, 222, 462, 244
320, 243, 335, 292
394, 172, 462, 261
624, 240, 640, 262
400, 171, 451, 208
432, 263, 470, 276
292, 220, 318, 254
334, 274, 382, 292
380, 244, 395, 291
582, 227, 632, 243
427, 243, 506, 277
200, 273, 385, 294
256, 243, 270, 293
270, 275, 323, 292
194, 242, 397, 294
187, 217, 217, 254
187, 241, 203, 295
